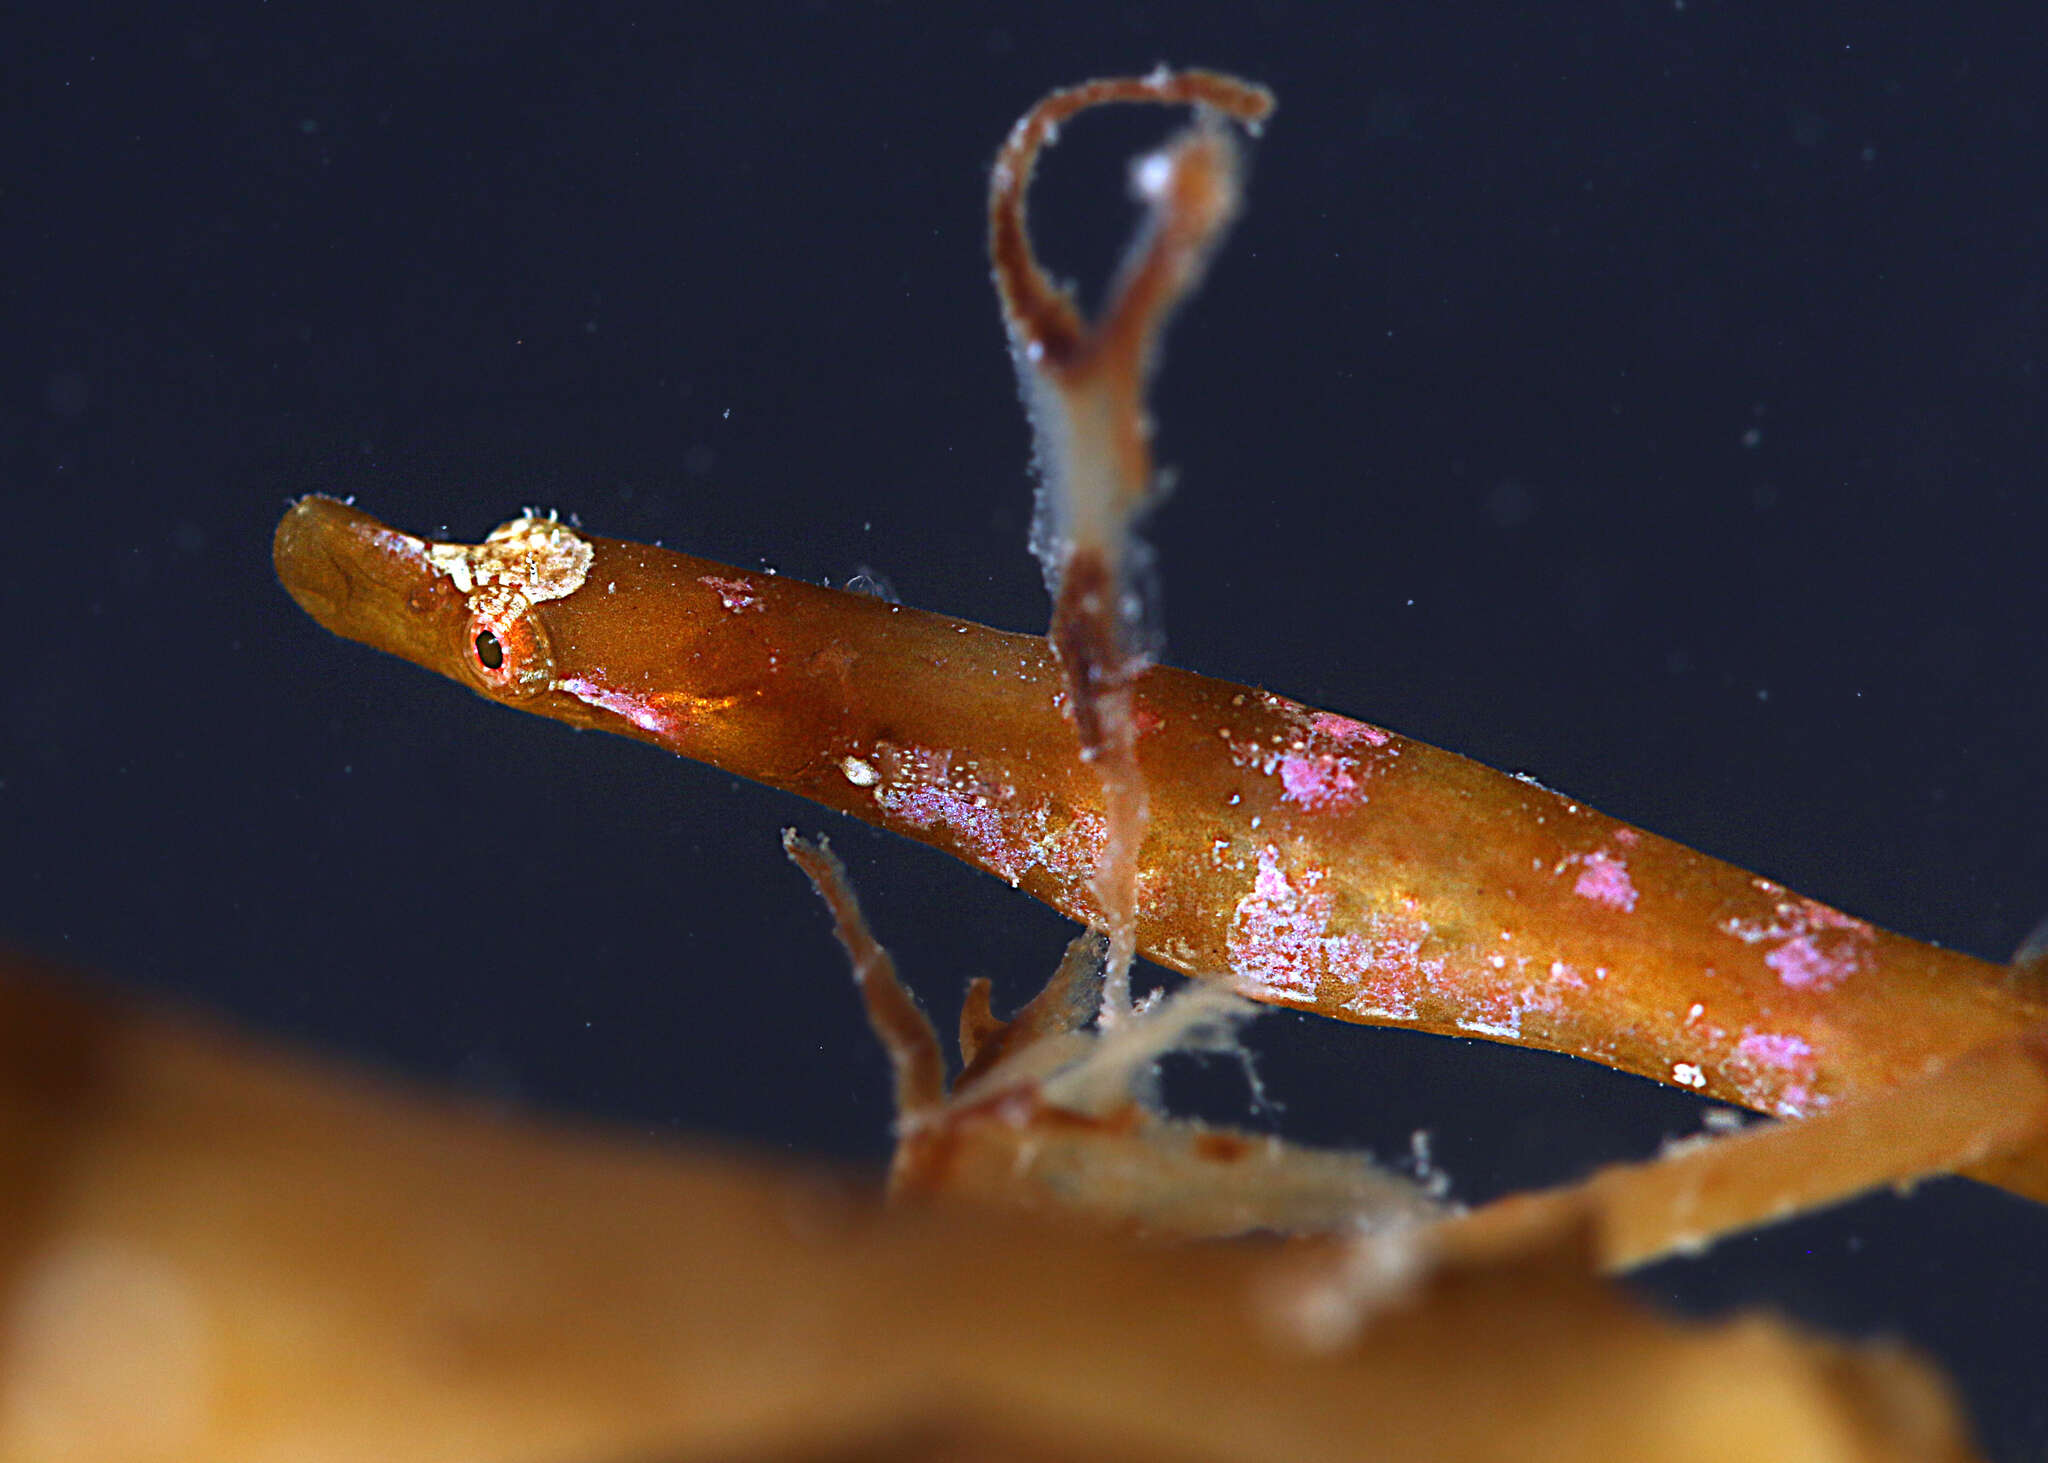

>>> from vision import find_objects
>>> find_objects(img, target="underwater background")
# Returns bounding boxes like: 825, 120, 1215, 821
7, 5, 2045, 1455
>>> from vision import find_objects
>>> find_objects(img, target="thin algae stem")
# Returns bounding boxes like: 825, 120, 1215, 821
988, 70, 1273, 1025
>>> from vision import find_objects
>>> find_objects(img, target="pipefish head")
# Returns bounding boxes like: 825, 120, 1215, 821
273, 495, 579, 703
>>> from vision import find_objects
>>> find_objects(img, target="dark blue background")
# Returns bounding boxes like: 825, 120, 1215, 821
7, 5, 2044, 1453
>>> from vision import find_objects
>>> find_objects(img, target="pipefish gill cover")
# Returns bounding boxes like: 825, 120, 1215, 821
10, 8, 2048, 1457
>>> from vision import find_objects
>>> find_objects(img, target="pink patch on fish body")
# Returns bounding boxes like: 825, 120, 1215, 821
1572, 850, 1639, 912
556, 676, 689, 739
1228, 847, 1336, 999
1737, 1031, 1813, 1068
1765, 935, 1854, 992
1279, 751, 1360, 809
1309, 711, 1391, 747
1276, 711, 1397, 810
1728, 1030, 1822, 1116
1722, 896, 1870, 992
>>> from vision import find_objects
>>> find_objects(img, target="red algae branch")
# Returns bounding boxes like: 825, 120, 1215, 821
988, 69, 1274, 1025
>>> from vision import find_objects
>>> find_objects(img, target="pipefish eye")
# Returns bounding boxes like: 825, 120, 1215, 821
461, 597, 556, 700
